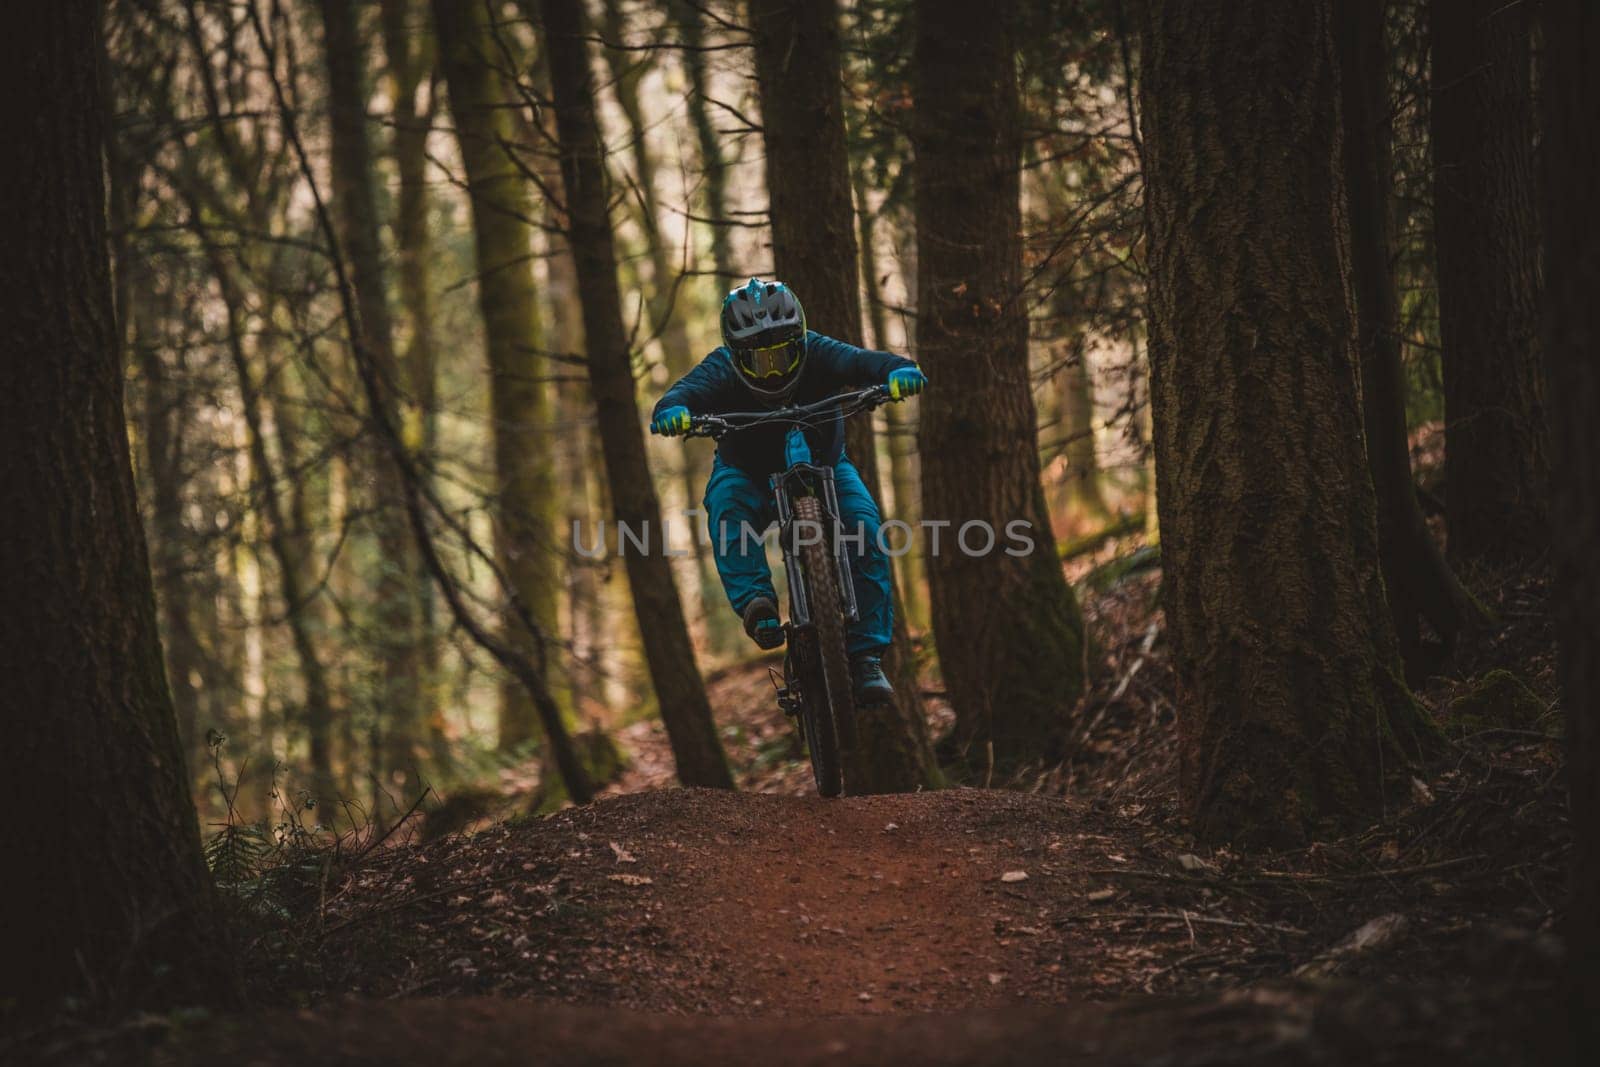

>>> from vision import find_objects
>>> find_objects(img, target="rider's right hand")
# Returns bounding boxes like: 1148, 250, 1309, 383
887, 366, 927, 401
651, 405, 691, 436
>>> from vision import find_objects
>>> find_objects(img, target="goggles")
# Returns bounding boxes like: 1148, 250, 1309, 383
735, 335, 805, 380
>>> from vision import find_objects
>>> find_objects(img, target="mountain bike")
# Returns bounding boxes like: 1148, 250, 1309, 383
685, 385, 891, 797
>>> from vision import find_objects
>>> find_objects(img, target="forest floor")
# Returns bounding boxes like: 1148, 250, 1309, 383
16, 532, 1573, 1065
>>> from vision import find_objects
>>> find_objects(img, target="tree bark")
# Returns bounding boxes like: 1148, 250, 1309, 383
0, 1, 226, 1009
541, 0, 733, 789
912, 0, 1087, 771
1335, 0, 1479, 678
750, 0, 941, 792
1429, 0, 1548, 568
432, 0, 565, 754
1139, 0, 1437, 846
1540, 0, 1600, 1055
320, 0, 426, 793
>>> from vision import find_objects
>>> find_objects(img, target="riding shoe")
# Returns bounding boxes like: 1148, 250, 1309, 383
850, 654, 894, 705
742, 597, 785, 649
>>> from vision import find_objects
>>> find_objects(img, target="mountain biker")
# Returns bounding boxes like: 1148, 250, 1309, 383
649, 278, 926, 706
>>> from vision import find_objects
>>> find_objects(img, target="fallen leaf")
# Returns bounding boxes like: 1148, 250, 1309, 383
609, 842, 637, 863
607, 873, 653, 886
1087, 887, 1116, 902
988, 972, 1005, 986
1177, 853, 1214, 872
1000, 870, 1029, 883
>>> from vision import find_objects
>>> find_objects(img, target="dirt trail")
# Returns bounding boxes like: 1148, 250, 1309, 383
582, 789, 1092, 1015
141, 788, 1551, 1065
288, 789, 1129, 1014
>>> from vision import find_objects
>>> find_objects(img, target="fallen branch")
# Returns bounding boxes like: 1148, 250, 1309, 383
1087, 853, 1485, 890
1293, 913, 1409, 979
1064, 911, 1307, 936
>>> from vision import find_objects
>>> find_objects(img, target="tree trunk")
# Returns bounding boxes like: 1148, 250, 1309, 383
1057, 334, 1110, 522
595, 0, 728, 655
531, 52, 603, 719
669, 0, 744, 656
320, 0, 425, 793
551, 331, 599, 717
1335, 0, 1479, 678
1139, 0, 1437, 846
1032, 172, 1109, 527
216, 258, 341, 811
379, 0, 451, 773
137, 304, 210, 780
1540, 0, 1600, 1054
432, 0, 565, 755
750, 0, 941, 792
673, 0, 736, 289
595, 0, 695, 379
1429, 0, 1547, 568
854, 166, 929, 633
541, 0, 733, 789
912, 0, 1087, 771
0, 1, 225, 1009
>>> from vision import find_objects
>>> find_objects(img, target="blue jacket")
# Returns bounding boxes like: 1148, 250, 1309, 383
653, 331, 915, 477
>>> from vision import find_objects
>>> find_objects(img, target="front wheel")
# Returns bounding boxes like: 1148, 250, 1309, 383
789, 495, 855, 797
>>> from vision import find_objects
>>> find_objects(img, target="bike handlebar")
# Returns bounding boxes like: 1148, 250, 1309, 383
684, 384, 891, 440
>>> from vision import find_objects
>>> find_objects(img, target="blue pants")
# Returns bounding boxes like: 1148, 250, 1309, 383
703, 455, 893, 656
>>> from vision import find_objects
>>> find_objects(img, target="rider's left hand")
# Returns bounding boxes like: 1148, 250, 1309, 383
887, 366, 927, 401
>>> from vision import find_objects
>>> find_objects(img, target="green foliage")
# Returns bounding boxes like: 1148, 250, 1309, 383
203, 742, 331, 925
203, 820, 276, 889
